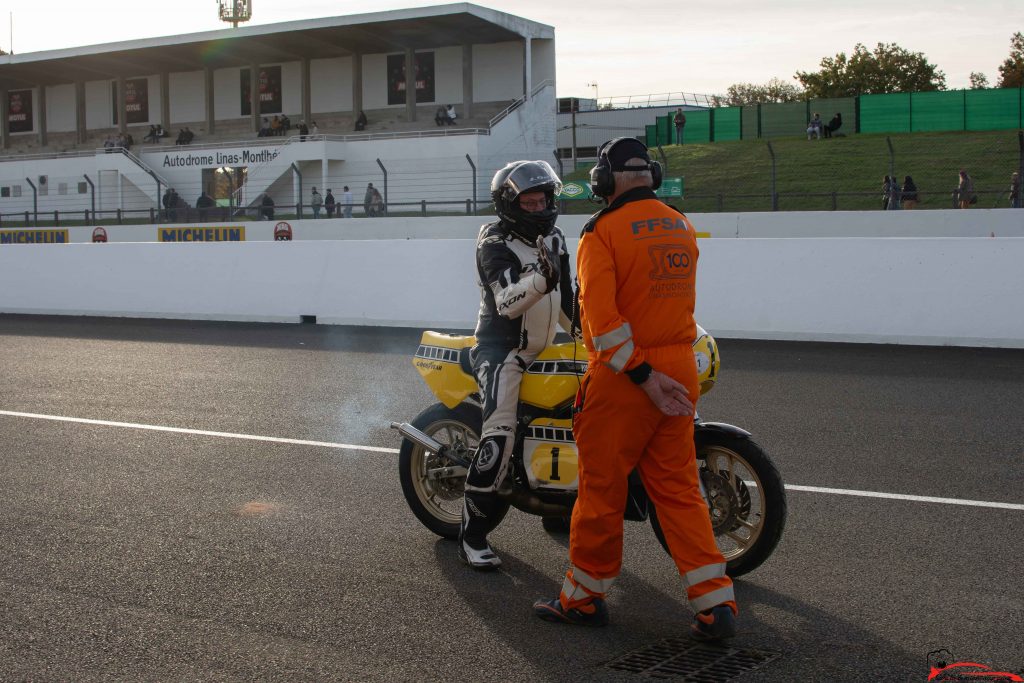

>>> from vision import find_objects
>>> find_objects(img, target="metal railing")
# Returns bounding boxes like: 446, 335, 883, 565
489, 80, 554, 129
590, 92, 718, 111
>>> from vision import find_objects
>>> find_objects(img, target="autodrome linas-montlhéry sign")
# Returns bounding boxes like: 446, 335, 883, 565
161, 148, 279, 168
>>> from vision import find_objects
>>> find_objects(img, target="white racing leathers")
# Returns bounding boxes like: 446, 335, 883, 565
461, 221, 575, 545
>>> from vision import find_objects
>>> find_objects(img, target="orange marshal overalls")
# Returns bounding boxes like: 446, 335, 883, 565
561, 187, 737, 616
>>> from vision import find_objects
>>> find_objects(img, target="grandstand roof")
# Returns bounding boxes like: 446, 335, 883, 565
0, 3, 553, 89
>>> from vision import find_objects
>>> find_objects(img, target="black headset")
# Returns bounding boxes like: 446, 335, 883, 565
589, 137, 663, 199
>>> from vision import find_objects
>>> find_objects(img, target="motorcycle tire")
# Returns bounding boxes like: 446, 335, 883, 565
541, 516, 571, 534
649, 433, 786, 578
398, 401, 509, 540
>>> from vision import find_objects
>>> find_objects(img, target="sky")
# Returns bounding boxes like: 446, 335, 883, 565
3, 0, 1021, 97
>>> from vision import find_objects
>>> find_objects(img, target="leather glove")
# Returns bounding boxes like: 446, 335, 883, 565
535, 235, 561, 293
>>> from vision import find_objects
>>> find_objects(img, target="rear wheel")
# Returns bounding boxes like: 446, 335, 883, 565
398, 402, 509, 539
650, 434, 786, 577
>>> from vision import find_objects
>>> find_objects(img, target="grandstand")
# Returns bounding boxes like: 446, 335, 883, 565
0, 4, 555, 221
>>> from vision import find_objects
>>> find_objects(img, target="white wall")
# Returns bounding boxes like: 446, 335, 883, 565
85, 80, 112, 130
1, 236, 1022, 347
170, 71, 205, 123
214, 68, 242, 119
311, 57, 353, 113
46, 85, 76, 133
361, 54, 389, 110
531, 38, 555, 87
473, 42, 524, 102
281, 61, 302, 115
434, 46, 464, 106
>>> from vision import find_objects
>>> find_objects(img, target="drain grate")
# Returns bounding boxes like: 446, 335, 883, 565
606, 638, 781, 682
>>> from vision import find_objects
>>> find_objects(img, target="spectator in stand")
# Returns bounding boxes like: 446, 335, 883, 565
958, 170, 975, 209
271, 116, 282, 136
325, 189, 337, 218
258, 118, 271, 137
175, 129, 188, 145
311, 187, 323, 218
342, 185, 353, 218
673, 108, 686, 145
364, 183, 376, 216
261, 193, 275, 221
103, 136, 116, 152
155, 124, 168, 140
806, 113, 822, 140
280, 114, 291, 134
1009, 171, 1021, 208
196, 190, 215, 222
298, 120, 309, 141
435, 106, 448, 126
445, 104, 457, 125
144, 125, 159, 143
824, 112, 843, 138
311, 121, 319, 136
355, 111, 368, 131
901, 176, 919, 210
887, 176, 901, 210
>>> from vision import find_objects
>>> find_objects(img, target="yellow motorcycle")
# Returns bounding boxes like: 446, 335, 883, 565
391, 326, 786, 577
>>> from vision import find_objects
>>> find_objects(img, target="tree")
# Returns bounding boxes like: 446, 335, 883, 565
996, 32, 1024, 88
969, 72, 989, 89
713, 78, 804, 106
795, 42, 946, 98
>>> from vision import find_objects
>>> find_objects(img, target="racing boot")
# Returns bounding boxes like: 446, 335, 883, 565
458, 491, 502, 570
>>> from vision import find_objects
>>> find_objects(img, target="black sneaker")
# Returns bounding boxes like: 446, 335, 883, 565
533, 596, 609, 627
690, 604, 736, 642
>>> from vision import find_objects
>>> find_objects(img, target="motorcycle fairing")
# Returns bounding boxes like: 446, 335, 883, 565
522, 418, 579, 491
413, 332, 477, 409
519, 341, 588, 409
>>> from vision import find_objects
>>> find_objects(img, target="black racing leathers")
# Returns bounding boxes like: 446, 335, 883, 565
461, 221, 575, 549
473, 221, 574, 351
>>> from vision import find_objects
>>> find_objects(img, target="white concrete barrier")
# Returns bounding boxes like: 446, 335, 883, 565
2, 236, 1023, 347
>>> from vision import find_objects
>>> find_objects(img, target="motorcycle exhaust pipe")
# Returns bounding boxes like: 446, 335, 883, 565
390, 422, 445, 453
497, 488, 572, 518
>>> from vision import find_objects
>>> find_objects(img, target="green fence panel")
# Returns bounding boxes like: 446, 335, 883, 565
645, 124, 657, 148
911, 90, 965, 132
682, 109, 711, 144
713, 107, 741, 141
808, 97, 856, 136
741, 105, 759, 139
859, 93, 911, 133
965, 87, 1022, 131
657, 115, 674, 146
759, 101, 809, 138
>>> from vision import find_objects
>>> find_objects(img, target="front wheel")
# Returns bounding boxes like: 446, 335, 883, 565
650, 433, 787, 577
397, 402, 509, 539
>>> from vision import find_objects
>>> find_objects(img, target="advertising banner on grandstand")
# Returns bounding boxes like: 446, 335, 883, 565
112, 78, 150, 125
241, 66, 283, 115
8, 90, 33, 133
387, 52, 435, 105
158, 226, 246, 242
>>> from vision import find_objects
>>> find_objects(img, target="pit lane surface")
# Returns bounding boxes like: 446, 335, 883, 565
1, 315, 1021, 682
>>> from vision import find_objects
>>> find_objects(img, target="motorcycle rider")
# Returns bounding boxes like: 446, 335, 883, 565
460, 160, 576, 569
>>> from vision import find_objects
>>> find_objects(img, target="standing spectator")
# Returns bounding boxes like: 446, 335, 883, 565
261, 193, 275, 221
324, 189, 337, 218
958, 170, 975, 209
144, 125, 159, 143
364, 183, 376, 216
901, 176, 919, 210
311, 187, 323, 218
445, 104, 457, 125
1009, 171, 1021, 208
166, 188, 180, 222
162, 188, 174, 221
280, 114, 291, 134
887, 176, 901, 210
342, 186, 353, 218
673, 108, 686, 145
196, 190, 215, 222
271, 116, 282, 136
311, 121, 319, 136
806, 113, 822, 140
881, 176, 891, 210
355, 111, 368, 131
298, 120, 309, 141
371, 185, 384, 216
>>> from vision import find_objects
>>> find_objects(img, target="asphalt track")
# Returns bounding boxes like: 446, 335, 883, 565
1, 315, 1022, 682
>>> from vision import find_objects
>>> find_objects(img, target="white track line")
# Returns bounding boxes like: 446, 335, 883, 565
0, 409, 399, 454
2, 409, 1022, 512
